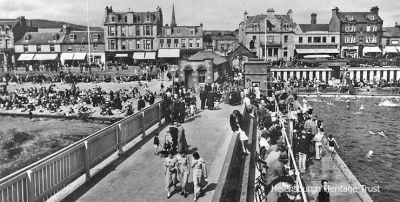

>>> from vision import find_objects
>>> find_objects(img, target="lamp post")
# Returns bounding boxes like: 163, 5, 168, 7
171, 66, 179, 97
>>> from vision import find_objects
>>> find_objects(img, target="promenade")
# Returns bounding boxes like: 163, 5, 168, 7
59, 103, 240, 202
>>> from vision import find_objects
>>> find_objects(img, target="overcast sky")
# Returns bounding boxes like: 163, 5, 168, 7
1, 0, 399, 30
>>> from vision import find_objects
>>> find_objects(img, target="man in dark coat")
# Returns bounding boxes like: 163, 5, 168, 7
178, 98, 186, 123
177, 123, 188, 153
137, 96, 146, 111
206, 91, 214, 109
200, 89, 207, 110
169, 126, 179, 154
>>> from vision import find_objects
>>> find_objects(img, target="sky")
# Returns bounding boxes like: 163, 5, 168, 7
1, 0, 400, 30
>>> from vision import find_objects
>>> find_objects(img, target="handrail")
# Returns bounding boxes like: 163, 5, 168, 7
274, 97, 308, 202
0, 100, 163, 183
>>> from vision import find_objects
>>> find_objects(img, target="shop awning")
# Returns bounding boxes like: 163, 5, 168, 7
144, 52, 156, 60
296, 49, 339, 54
73, 53, 87, 60
133, 52, 146, 59
158, 49, 180, 58
303, 55, 332, 59
18, 54, 35, 61
115, 54, 128, 57
60, 53, 75, 60
33, 54, 58, 61
363, 47, 381, 53
384, 46, 399, 53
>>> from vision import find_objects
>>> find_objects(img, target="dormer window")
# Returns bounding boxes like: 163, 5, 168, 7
111, 16, 115, 22
69, 34, 75, 40
367, 15, 375, 20
24, 34, 30, 40
52, 34, 59, 40
146, 14, 151, 22
345, 15, 354, 21
5, 27, 10, 33
124, 16, 128, 22
190, 29, 195, 35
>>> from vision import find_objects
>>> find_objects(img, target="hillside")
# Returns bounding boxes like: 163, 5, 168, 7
28, 19, 103, 31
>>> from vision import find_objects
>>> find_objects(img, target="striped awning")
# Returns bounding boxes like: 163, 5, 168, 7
33, 54, 58, 61
133, 52, 145, 59
384, 46, 398, 53
73, 53, 87, 60
363, 47, 381, 53
158, 49, 180, 58
60, 53, 75, 60
144, 52, 156, 60
18, 54, 35, 61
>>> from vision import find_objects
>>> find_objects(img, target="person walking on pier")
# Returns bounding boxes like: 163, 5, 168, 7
313, 128, 324, 160
327, 135, 339, 160
165, 153, 178, 198
177, 151, 190, 197
177, 123, 188, 153
200, 88, 207, 110
317, 180, 330, 202
191, 152, 207, 201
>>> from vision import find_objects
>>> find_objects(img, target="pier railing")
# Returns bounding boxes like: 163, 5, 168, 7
0, 101, 165, 202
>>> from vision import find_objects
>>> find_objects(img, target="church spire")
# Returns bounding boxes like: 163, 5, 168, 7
171, 3, 177, 27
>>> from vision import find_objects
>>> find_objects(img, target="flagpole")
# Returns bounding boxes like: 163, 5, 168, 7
87, 0, 92, 74
264, 18, 267, 62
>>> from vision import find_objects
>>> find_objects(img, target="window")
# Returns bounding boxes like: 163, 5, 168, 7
345, 25, 355, 32
198, 67, 206, 83
67, 45, 72, 52
372, 25, 377, 32
190, 29, 195, 35
136, 40, 141, 49
145, 26, 151, 36
23, 45, 28, 52
322, 37, 326, 43
111, 16, 115, 22
146, 14, 151, 22
366, 35, 377, 43
110, 26, 115, 36
344, 36, 355, 43
345, 15, 354, 21
135, 26, 140, 36
93, 33, 99, 40
5, 28, 10, 33
145, 40, 152, 49
5, 39, 11, 48
196, 40, 200, 48
93, 44, 98, 51
299, 37, 303, 43
121, 40, 126, 50
267, 35, 274, 43
308, 37, 312, 43
69, 34, 75, 40
52, 34, 58, 40
121, 27, 126, 37
366, 25, 371, 32
331, 36, 335, 43
160, 39, 164, 48
284, 51, 287, 57
253, 35, 256, 40
128, 26, 134, 36
37, 45, 41, 52
189, 39, 194, 48
167, 39, 171, 48
284, 35, 288, 43
274, 48, 278, 57
367, 15, 375, 20
24, 35, 30, 40
124, 16, 128, 22
314, 37, 321, 43
50, 45, 55, 52
392, 40, 399, 45
110, 40, 116, 50
181, 39, 186, 48
174, 39, 179, 48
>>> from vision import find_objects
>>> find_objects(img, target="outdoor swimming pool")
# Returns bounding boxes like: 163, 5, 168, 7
306, 96, 400, 202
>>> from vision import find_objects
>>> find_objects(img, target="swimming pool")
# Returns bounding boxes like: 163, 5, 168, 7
306, 96, 400, 202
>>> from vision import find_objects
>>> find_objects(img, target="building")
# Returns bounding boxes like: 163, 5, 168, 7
295, 13, 340, 58
157, 4, 204, 61
0, 16, 29, 70
382, 23, 400, 58
178, 50, 229, 90
61, 30, 105, 66
103, 6, 163, 63
212, 35, 239, 55
329, 6, 383, 58
14, 26, 68, 67
238, 9, 298, 61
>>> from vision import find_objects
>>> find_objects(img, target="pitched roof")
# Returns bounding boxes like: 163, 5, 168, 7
62, 31, 104, 44
299, 24, 329, 32
245, 14, 294, 28
0, 19, 19, 29
337, 12, 382, 23
159, 26, 203, 37
188, 50, 227, 65
383, 27, 400, 37
15, 32, 66, 45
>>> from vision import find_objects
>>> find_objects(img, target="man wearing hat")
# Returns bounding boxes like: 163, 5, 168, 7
265, 139, 286, 166
257, 100, 267, 127
265, 151, 290, 193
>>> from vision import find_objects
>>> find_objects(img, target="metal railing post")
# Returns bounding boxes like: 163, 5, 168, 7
26, 170, 35, 202
83, 141, 91, 181
141, 112, 146, 139
158, 103, 162, 126
117, 123, 124, 155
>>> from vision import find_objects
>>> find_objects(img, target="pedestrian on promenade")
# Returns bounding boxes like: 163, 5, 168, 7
297, 131, 308, 173
165, 153, 178, 198
154, 132, 160, 155
327, 135, 339, 160
230, 110, 250, 154
313, 128, 324, 160
191, 152, 207, 201
317, 180, 330, 202
177, 123, 188, 153
200, 88, 207, 110
177, 151, 190, 197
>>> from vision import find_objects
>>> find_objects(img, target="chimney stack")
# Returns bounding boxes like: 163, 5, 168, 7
311, 13, 317, 24
287, 9, 293, 23
332, 7, 339, 17
371, 6, 379, 15
267, 8, 275, 17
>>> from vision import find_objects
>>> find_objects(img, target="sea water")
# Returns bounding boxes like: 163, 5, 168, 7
307, 97, 400, 202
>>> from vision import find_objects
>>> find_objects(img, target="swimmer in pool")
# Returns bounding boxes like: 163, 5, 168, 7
367, 150, 374, 158
347, 104, 350, 110
359, 105, 365, 110
378, 131, 386, 137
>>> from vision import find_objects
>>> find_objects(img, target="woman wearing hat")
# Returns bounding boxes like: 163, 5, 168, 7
191, 152, 207, 201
